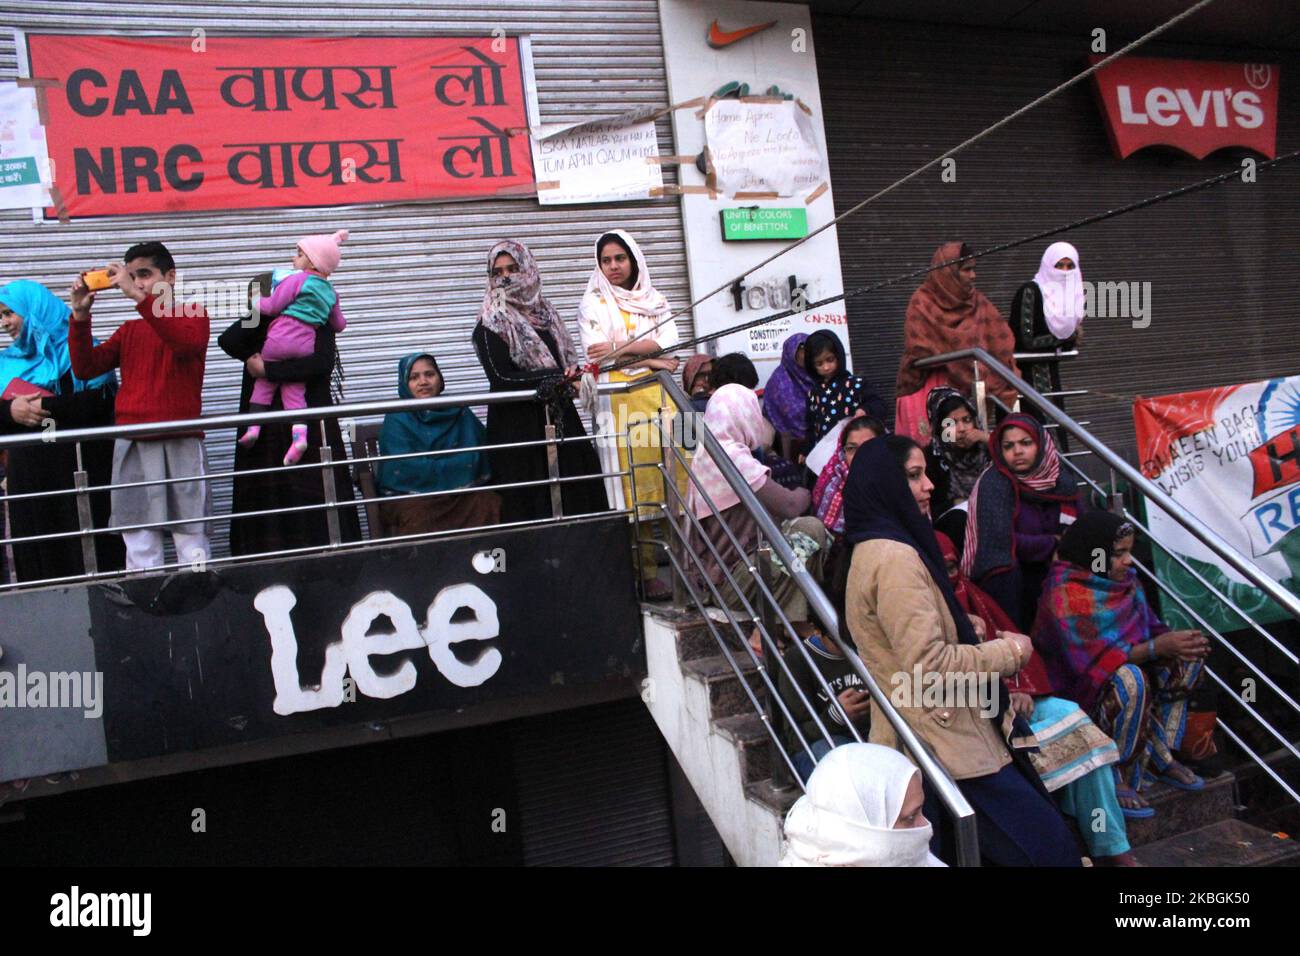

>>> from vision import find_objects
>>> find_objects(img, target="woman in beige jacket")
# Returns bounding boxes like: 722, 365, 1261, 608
839, 434, 1079, 866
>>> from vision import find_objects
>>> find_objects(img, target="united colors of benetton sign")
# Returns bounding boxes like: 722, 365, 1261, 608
1091, 55, 1278, 160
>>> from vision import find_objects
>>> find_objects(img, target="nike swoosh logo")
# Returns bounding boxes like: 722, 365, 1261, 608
706, 18, 777, 49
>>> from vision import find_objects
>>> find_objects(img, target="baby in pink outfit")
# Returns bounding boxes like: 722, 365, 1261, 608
239, 229, 348, 465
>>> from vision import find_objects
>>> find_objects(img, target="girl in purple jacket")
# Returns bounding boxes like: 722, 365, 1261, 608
238, 229, 348, 465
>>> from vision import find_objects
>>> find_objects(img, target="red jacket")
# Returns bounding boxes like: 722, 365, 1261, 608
69, 294, 208, 434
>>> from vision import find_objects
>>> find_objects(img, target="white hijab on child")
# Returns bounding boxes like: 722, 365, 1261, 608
1031, 241, 1086, 340
780, 743, 946, 867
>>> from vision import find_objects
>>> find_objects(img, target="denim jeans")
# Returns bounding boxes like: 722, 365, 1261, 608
792, 734, 853, 784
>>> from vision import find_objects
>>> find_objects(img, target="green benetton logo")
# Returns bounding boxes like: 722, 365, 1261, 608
720, 207, 809, 241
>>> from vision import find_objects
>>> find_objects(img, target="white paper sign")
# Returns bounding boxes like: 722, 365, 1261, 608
0, 82, 53, 210
531, 119, 663, 205
704, 99, 824, 198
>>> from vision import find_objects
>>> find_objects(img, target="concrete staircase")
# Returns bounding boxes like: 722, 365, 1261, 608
642, 606, 1300, 867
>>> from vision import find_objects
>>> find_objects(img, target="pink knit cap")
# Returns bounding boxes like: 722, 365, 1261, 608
298, 229, 349, 275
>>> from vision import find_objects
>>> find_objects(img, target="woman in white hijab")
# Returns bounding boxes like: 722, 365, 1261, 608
578, 229, 680, 600
780, 742, 946, 867
1009, 242, 1085, 450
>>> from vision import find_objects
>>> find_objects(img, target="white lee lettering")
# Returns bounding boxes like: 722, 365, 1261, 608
341, 591, 425, 699
423, 584, 502, 688
256, 585, 348, 715
253, 582, 504, 713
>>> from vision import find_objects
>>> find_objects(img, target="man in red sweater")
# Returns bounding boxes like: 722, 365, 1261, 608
69, 241, 211, 572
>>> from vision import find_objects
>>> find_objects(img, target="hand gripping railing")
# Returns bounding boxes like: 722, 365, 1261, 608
646, 371, 981, 866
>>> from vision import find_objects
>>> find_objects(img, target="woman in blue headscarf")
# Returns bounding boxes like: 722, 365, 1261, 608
376, 352, 501, 537
0, 280, 121, 582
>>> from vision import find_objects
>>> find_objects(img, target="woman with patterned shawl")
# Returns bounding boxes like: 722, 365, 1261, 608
471, 240, 607, 523
962, 412, 1081, 631
1033, 511, 1210, 818
936, 531, 1134, 864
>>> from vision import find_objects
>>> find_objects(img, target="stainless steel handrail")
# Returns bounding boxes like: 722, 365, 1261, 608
916, 348, 1300, 623
0, 383, 627, 451
0, 431, 623, 503
0, 383, 631, 589
651, 371, 982, 866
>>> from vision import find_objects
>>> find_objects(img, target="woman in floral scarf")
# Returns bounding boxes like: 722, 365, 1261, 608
471, 239, 607, 523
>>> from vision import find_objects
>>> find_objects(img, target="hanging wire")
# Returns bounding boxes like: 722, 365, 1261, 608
591, 147, 1299, 371
594, 0, 1220, 371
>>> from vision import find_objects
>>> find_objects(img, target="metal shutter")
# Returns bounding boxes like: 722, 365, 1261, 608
813, 15, 1300, 472
0, 1, 690, 555
510, 698, 677, 866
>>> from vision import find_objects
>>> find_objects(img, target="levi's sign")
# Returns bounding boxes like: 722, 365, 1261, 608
720, 207, 809, 240
1090, 55, 1278, 159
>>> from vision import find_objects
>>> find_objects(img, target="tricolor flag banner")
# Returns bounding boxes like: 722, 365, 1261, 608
1133, 377, 1300, 632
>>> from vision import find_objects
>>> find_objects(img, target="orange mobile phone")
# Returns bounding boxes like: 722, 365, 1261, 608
82, 269, 113, 291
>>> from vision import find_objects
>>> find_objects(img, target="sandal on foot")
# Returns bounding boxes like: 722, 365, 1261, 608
1145, 762, 1205, 792
1116, 785, 1155, 819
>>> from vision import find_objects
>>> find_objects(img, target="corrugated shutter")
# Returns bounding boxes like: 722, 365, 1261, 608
0, 2, 690, 555
813, 15, 1300, 472
510, 699, 677, 866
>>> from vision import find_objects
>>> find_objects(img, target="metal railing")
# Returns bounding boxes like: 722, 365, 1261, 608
636, 372, 982, 866
0, 383, 635, 591
921, 348, 1300, 808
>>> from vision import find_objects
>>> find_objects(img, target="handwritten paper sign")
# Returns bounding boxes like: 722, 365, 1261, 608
0, 82, 53, 209
530, 118, 662, 204
703, 99, 824, 198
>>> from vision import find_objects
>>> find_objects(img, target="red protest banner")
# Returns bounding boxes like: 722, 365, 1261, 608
25, 34, 536, 219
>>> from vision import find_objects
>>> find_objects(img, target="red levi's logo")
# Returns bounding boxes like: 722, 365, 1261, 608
1090, 55, 1278, 159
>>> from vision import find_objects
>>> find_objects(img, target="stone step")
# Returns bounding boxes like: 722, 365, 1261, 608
744, 778, 802, 820
1131, 818, 1300, 867
681, 653, 769, 720
677, 621, 726, 663
1125, 772, 1236, 848
713, 713, 774, 783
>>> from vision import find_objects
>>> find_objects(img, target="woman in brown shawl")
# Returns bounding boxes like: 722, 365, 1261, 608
895, 242, 1020, 443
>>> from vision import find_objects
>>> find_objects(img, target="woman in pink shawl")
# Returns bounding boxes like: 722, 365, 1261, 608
686, 383, 829, 652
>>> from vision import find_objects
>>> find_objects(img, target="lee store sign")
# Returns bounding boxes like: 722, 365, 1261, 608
1090, 55, 1278, 160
